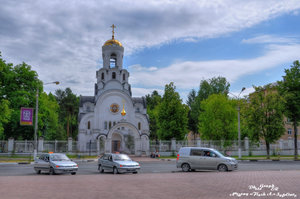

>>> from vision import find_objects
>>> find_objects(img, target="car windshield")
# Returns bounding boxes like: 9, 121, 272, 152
113, 154, 131, 161
50, 154, 70, 161
212, 150, 225, 158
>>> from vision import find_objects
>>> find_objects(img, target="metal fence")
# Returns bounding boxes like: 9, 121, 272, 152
149, 139, 300, 156
0, 141, 8, 153
43, 141, 68, 153
14, 140, 34, 153
1, 139, 299, 156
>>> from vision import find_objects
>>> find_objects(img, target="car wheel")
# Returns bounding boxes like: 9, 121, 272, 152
49, 167, 55, 175
133, 171, 138, 174
218, 164, 228, 172
71, 172, 76, 175
181, 163, 191, 172
99, 165, 104, 173
113, 167, 118, 174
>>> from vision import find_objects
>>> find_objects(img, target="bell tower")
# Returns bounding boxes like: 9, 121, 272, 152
102, 24, 124, 69
95, 25, 131, 98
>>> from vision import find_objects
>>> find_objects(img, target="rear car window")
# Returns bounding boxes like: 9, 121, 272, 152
190, 149, 203, 156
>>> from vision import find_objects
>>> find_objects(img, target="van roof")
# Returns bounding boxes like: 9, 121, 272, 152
179, 147, 216, 150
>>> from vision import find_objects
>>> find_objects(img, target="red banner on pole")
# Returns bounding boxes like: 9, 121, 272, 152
20, 107, 34, 126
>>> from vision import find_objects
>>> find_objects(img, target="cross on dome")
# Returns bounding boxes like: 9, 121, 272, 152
111, 24, 116, 39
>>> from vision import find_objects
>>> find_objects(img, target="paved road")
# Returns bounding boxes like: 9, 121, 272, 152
0, 171, 299, 199
0, 160, 300, 176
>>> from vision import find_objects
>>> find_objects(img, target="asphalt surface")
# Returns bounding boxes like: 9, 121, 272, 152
0, 171, 299, 199
0, 159, 300, 176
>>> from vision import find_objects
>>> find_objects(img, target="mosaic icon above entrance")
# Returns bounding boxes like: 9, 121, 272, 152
110, 103, 120, 113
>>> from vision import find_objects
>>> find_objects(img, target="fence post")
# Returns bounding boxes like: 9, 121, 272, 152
244, 137, 249, 156
288, 137, 293, 149
171, 138, 176, 151
24, 140, 27, 152
8, 138, 14, 153
196, 138, 201, 147
38, 137, 44, 152
55, 140, 57, 152
68, 137, 73, 152
279, 139, 283, 150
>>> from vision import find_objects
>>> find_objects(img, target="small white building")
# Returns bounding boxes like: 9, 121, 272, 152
78, 28, 150, 156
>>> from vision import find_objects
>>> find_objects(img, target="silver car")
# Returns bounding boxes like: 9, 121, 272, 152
176, 147, 238, 172
34, 153, 78, 175
98, 153, 140, 174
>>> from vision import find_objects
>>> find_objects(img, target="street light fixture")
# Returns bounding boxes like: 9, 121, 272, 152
33, 81, 60, 160
228, 87, 246, 159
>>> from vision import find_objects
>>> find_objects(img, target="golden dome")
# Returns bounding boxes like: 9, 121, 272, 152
103, 39, 123, 47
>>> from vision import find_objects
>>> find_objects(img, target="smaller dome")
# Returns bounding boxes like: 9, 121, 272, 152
103, 39, 123, 47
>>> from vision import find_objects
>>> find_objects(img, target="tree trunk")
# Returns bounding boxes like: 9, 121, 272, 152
293, 119, 298, 160
266, 140, 270, 159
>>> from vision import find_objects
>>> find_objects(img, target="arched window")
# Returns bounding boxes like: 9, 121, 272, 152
101, 73, 104, 80
88, 121, 91, 130
104, 121, 107, 130
112, 72, 116, 79
123, 74, 125, 81
138, 122, 141, 130
113, 121, 116, 126
110, 53, 117, 68
109, 121, 112, 129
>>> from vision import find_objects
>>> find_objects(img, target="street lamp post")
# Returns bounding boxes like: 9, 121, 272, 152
33, 81, 59, 160
228, 87, 245, 159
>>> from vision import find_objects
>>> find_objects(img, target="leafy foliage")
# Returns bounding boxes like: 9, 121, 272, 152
145, 91, 162, 140
0, 54, 42, 139
198, 94, 237, 144
188, 76, 230, 135
55, 88, 79, 139
157, 83, 188, 140
246, 85, 285, 158
0, 52, 79, 140
278, 60, 300, 159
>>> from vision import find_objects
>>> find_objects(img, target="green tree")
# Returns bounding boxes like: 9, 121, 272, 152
145, 91, 162, 140
188, 76, 230, 136
247, 85, 285, 159
278, 60, 300, 160
39, 92, 64, 140
0, 99, 11, 139
1, 59, 42, 139
55, 88, 79, 139
198, 94, 237, 144
157, 82, 188, 140
0, 52, 65, 140
0, 53, 12, 138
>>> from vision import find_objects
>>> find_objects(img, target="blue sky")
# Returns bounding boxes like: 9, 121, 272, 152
1, 0, 300, 102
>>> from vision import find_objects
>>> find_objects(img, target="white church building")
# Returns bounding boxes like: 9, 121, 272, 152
78, 26, 150, 156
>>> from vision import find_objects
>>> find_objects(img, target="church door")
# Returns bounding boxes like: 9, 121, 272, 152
111, 132, 122, 153
112, 140, 121, 153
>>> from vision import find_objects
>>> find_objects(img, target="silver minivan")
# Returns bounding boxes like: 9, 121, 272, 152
176, 147, 238, 172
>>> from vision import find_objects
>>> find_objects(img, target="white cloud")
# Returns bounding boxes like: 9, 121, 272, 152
242, 35, 299, 44
1, 0, 300, 97
129, 43, 300, 89
131, 87, 163, 97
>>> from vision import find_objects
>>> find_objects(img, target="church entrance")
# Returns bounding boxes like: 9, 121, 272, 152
112, 140, 121, 153
107, 122, 148, 156
111, 132, 122, 153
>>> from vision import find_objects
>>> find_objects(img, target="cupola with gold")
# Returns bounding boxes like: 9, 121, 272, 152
102, 24, 124, 69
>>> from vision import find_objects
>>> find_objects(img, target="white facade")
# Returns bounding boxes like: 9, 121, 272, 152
78, 34, 150, 156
